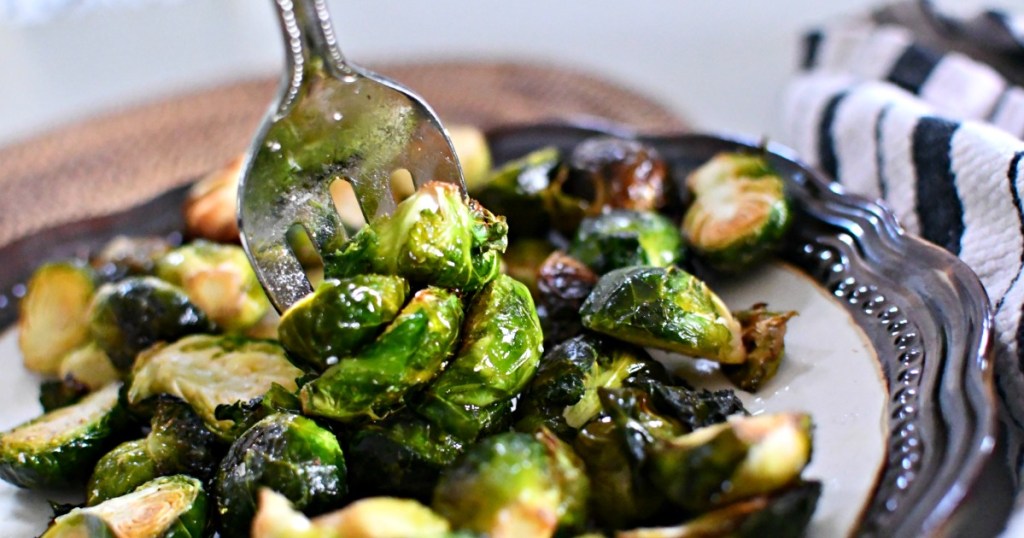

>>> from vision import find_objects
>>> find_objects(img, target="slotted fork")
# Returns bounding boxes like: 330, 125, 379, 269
238, 0, 465, 313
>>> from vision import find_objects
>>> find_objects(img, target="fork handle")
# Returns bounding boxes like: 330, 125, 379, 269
272, 0, 351, 103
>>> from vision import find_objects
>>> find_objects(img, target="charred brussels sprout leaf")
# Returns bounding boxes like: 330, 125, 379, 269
568, 210, 683, 274
45, 475, 207, 538
580, 266, 744, 364
642, 379, 748, 433
127, 335, 304, 439
416, 275, 543, 439
536, 251, 598, 344
0, 383, 128, 489
89, 276, 214, 371
18, 261, 97, 376
618, 481, 822, 538
722, 304, 797, 392
215, 413, 346, 537
278, 274, 410, 372
301, 287, 463, 422
325, 181, 507, 292
682, 152, 792, 272
568, 136, 669, 212
645, 413, 813, 512
346, 413, 466, 502
515, 334, 667, 439
432, 430, 588, 537
155, 240, 271, 333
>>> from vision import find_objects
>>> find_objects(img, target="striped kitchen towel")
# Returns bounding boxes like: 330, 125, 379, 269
778, 0, 1024, 481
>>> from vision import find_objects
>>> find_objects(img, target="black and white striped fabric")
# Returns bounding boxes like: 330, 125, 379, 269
779, 1, 1024, 484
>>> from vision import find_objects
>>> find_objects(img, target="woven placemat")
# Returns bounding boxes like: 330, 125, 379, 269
0, 60, 687, 248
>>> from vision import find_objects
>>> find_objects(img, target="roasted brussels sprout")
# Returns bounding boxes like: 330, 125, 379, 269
87, 398, 220, 505
617, 480, 822, 538
0, 383, 128, 489
301, 287, 463, 422
474, 146, 571, 238
155, 240, 271, 333
44, 475, 207, 538
568, 136, 668, 212
214, 413, 347, 537
535, 251, 598, 344
346, 413, 466, 501
645, 413, 813, 512
502, 238, 555, 296
681, 152, 792, 272
416, 275, 543, 439
57, 342, 121, 391
278, 274, 410, 372
18, 261, 97, 375
568, 210, 683, 274
252, 488, 454, 538
86, 439, 160, 506
573, 415, 666, 529
91, 235, 173, 280
325, 181, 507, 292
580, 266, 744, 364
721, 304, 797, 392
89, 276, 214, 370
432, 430, 588, 537
127, 334, 304, 439
515, 334, 667, 439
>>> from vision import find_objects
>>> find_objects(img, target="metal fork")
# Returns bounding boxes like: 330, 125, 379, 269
238, 0, 465, 313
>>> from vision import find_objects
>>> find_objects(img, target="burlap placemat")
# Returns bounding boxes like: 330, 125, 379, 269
0, 60, 687, 248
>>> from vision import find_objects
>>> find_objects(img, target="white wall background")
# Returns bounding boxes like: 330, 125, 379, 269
0, 0, 1021, 146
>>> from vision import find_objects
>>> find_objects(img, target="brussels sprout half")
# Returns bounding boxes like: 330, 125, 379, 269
0, 383, 128, 489
432, 430, 588, 537
45, 475, 207, 538
416, 275, 543, 439
155, 240, 271, 333
645, 413, 813, 513
18, 261, 97, 376
681, 152, 792, 272
57, 342, 121, 391
580, 265, 744, 364
301, 287, 463, 422
617, 480, 822, 538
252, 488, 454, 538
214, 413, 347, 537
127, 335, 304, 439
89, 276, 214, 371
568, 209, 683, 274
325, 181, 507, 293
278, 274, 410, 372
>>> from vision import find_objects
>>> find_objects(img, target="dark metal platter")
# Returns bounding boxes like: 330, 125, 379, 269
0, 124, 1012, 537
